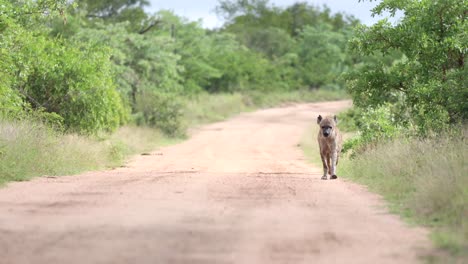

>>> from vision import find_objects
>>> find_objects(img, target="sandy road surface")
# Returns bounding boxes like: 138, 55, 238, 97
0, 100, 431, 264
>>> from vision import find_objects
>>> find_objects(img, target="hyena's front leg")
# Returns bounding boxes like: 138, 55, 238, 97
330, 150, 338, 179
320, 152, 328, 180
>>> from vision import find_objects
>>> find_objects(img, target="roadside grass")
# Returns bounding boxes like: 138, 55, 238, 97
0, 89, 348, 186
340, 136, 467, 260
0, 120, 173, 186
301, 123, 467, 261
242, 89, 349, 108
184, 89, 349, 127
183, 93, 249, 126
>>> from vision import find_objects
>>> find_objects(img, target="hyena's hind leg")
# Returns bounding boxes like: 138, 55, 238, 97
320, 153, 328, 180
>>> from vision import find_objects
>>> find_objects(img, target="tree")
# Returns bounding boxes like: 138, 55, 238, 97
297, 24, 346, 88
76, 0, 149, 19
216, 0, 270, 22
215, 0, 358, 91
347, 0, 467, 133
0, 0, 127, 133
74, 0, 161, 34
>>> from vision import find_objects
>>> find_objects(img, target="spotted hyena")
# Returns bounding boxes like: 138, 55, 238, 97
317, 115, 342, 180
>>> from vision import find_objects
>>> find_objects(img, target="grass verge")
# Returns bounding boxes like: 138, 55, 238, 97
301, 123, 467, 261
0, 120, 176, 186
340, 136, 467, 261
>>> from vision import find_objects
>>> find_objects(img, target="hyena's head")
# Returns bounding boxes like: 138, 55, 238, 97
317, 115, 338, 138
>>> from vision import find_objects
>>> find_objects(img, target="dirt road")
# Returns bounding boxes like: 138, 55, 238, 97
0, 100, 430, 264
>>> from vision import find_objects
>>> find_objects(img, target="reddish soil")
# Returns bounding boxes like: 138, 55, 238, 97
0, 100, 431, 264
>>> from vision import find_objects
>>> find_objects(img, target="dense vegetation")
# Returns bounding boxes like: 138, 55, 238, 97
1, 0, 355, 135
342, 0, 466, 150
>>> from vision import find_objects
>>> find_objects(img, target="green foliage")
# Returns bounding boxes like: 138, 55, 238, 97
162, 15, 222, 94
347, 0, 467, 135
73, 0, 153, 33
1, 0, 127, 134
204, 33, 271, 92
135, 91, 186, 137
3, 0, 360, 138
297, 24, 347, 88
70, 18, 183, 106
336, 107, 362, 132
216, 0, 270, 22
19, 38, 126, 133
216, 0, 358, 91
0, 86, 23, 118
342, 104, 403, 155
230, 26, 295, 59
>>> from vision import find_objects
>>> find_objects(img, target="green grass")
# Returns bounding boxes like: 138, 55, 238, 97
301, 124, 468, 261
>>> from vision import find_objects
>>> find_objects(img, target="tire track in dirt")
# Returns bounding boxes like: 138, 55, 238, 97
0, 100, 431, 264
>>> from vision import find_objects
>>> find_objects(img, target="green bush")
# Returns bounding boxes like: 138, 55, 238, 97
1, 1, 128, 134
135, 91, 186, 137
16, 37, 128, 134
336, 107, 361, 132
0, 86, 24, 118
346, 0, 466, 134
343, 104, 403, 156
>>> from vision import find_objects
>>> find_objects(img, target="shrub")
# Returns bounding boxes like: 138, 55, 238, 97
135, 91, 186, 137
17, 38, 128, 134
342, 104, 403, 156
0, 86, 24, 118
0, 0, 126, 134
346, 0, 466, 134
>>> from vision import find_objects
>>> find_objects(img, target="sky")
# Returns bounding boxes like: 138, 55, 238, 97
147, 0, 398, 28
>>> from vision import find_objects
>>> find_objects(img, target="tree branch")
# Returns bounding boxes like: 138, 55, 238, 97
138, 19, 161, 34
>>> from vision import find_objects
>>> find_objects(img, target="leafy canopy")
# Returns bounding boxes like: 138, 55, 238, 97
347, 0, 467, 134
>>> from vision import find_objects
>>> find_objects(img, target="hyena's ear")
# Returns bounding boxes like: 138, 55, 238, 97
334, 115, 338, 124
317, 115, 323, 124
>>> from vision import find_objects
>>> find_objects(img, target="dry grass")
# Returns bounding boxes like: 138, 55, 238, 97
0, 120, 171, 186
183, 93, 249, 127
340, 136, 467, 259
184, 90, 349, 128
